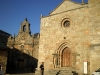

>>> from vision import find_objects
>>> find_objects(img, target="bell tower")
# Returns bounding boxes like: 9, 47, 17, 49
19, 18, 31, 34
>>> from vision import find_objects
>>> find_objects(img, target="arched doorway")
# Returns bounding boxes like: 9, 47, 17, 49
61, 47, 71, 67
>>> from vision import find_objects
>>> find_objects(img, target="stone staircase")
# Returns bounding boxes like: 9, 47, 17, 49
47, 70, 73, 75
6, 67, 78, 75
34, 67, 78, 75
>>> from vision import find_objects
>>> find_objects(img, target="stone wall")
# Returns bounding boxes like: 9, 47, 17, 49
0, 50, 8, 72
89, 0, 100, 74
0, 30, 10, 73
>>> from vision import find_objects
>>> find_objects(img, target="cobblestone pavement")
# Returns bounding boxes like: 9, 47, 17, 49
6, 73, 35, 75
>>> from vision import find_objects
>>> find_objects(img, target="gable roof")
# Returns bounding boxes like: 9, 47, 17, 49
49, 0, 88, 15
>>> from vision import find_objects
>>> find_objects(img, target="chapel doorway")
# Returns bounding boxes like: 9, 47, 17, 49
61, 47, 71, 67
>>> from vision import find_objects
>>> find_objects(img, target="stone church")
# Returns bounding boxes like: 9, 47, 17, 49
35, 0, 100, 75
0, 0, 99, 75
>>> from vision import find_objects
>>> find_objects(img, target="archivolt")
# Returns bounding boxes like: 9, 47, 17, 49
55, 41, 76, 54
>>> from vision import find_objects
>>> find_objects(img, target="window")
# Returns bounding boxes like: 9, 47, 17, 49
63, 20, 70, 28
60, 18, 73, 33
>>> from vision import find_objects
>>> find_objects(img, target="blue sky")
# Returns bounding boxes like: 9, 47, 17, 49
0, 0, 88, 36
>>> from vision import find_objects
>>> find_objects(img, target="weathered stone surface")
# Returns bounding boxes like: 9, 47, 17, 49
89, 0, 100, 75
0, 30, 11, 73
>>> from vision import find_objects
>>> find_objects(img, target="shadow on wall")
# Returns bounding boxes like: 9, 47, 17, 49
0, 30, 38, 74
6, 47, 38, 74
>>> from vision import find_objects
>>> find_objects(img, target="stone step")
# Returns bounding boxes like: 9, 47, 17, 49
34, 69, 73, 75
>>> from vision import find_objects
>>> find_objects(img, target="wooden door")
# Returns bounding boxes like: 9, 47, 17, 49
61, 47, 70, 67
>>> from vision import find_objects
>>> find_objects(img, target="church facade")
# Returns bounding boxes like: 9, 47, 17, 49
37, 0, 100, 75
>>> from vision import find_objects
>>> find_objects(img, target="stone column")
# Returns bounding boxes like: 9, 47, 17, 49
52, 54, 58, 68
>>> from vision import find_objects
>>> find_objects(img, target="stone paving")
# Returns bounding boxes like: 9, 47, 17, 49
6, 73, 35, 75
